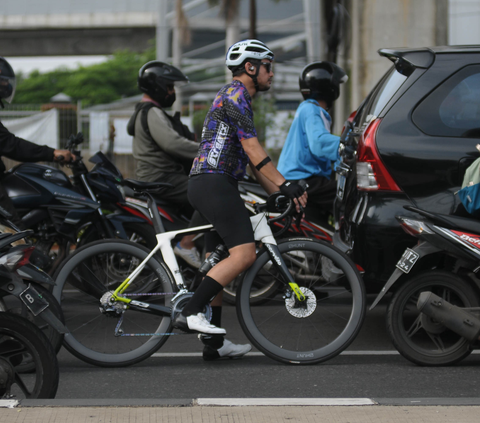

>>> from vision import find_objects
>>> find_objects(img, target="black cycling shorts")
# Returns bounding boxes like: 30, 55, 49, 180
188, 174, 254, 251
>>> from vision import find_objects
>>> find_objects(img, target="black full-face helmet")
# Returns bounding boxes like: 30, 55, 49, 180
299, 61, 348, 107
138, 61, 189, 108
0, 57, 16, 105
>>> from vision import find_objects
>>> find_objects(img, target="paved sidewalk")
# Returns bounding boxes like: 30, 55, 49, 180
1, 404, 480, 423
1, 399, 480, 423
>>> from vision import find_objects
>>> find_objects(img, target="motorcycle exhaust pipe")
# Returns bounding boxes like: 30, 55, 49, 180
417, 291, 480, 342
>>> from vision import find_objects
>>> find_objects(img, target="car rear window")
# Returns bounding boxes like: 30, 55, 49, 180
355, 66, 408, 131
413, 65, 480, 138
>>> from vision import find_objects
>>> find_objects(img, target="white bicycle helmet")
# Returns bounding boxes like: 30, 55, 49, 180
226, 39, 274, 91
226, 39, 274, 68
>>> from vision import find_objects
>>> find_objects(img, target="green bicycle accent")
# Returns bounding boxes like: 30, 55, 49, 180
289, 282, 306, 301
112, 279, 132, 304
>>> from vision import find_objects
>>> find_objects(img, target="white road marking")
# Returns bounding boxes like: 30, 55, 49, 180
152, 350, 480, 358
196, 398, 376, 406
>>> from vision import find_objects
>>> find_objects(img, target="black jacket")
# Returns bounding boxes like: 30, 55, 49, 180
0, 120, 55, 175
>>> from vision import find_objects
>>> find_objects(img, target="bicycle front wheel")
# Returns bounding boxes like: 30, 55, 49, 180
52, 240, 176, 367
237, 238, 365, 364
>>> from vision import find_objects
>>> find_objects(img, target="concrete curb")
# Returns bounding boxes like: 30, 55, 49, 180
3, 397, 480, 408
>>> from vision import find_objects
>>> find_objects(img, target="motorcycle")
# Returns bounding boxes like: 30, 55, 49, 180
369, 205, 480, 366
0, 230, 67, 364
2, 133, 156, 275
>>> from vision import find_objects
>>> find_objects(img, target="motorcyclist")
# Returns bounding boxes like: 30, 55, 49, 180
277, 61, 348, 224
128, 61, 202, 268
0, 57, 75, 228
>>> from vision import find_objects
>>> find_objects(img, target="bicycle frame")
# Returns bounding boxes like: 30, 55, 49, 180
109, 194, 306, 314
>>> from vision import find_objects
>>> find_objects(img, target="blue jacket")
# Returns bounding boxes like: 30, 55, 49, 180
277, 100, 340, 180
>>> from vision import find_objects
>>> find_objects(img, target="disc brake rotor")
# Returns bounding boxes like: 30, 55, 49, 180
285, 286, 317, 318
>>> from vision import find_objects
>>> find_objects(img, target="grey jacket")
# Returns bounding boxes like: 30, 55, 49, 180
132, 106, 199, 182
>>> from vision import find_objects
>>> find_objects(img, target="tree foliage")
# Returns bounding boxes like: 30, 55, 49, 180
14, 49, 155, 106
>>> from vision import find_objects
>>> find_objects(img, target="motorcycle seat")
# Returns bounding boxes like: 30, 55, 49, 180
404, 205, 480, 234
238, 181, 268, 197
123, 178, 174, 193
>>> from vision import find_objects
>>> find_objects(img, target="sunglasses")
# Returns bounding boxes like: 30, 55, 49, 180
261, 62, 273, 73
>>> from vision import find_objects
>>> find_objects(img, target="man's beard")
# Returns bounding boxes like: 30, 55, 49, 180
258, 80, 272, 92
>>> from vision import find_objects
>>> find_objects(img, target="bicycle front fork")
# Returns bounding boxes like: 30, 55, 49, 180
264, 243, 306, 301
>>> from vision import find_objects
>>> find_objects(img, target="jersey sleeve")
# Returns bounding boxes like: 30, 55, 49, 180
224, 86, 257, 142
303, 106, 340, 162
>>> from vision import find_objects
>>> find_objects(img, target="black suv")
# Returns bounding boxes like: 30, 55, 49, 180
334, 46, 480, 293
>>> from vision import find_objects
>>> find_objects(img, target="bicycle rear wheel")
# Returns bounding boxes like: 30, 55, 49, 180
52, 240, 175, 367
237, 238, 365, 364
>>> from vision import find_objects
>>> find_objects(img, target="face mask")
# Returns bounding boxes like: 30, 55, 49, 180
160, 92, 176, 108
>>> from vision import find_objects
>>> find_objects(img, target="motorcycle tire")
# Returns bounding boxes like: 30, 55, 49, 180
0, 312, 59, 399
5, 282, 64, 360
387, 270, 478, 366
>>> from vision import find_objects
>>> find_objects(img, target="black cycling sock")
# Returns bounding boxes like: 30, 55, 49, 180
199, 305, 225, 349
210, 306, 222, 327
181, 276, 223, 317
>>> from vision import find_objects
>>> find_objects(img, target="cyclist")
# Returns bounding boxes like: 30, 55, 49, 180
277, 61, 348, 224
128, 61, 202, 268
173, 39, 308, 359
0, 57, 75, 228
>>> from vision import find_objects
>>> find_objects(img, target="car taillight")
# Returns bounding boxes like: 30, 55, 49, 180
356, 119, 401, 192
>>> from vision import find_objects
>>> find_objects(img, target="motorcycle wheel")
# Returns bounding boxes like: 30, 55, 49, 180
5, 283, 64, 364
387, 270, 478, 366
52, 240, 176, 368
237, 238, 366, 364
0, 312, 59, 399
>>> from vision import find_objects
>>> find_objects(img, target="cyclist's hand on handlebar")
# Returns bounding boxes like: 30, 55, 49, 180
280, 180, 305, 199
280, 180, 308, 212
53, 149, 76, 164
294, 191, 308, 213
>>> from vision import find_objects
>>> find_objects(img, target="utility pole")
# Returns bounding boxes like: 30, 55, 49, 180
157, 0, 169, 62
303, 0, 323, 63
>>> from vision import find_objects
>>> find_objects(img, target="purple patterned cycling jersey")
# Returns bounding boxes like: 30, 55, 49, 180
190, 80, 257, 180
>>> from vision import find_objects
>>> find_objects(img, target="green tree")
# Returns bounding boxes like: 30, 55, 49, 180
14, 49, 155, 106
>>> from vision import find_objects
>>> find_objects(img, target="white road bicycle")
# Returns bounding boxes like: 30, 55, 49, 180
52, 179, 366, 367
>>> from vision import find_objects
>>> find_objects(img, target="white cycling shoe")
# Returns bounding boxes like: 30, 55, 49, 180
203, 339, 252, 361
174, 313, 226, 335
173, 244, 202, 268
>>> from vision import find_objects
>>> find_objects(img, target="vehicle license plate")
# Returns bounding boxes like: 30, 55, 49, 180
396, 248, 420, 274
337, 175, 346, 200
19, 285, 49, 316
